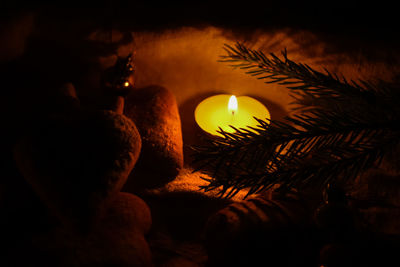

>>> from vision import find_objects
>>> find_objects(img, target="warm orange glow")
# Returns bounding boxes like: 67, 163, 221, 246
162, 168, 249, 201
195, 94, 270, 137
228, 95, 238, 115
124, 81, 130, 87
133, 27, 306, 108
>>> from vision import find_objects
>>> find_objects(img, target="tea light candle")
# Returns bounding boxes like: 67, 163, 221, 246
194, 94, 270, 137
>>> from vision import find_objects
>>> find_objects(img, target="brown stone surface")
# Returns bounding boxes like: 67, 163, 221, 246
47, 83, 81, 113
351, 168, 400, 207
205, 190, 314, 239
9, 192, 153, 267
123, 85, 184, 190
106, 192, 152, 234
349, 168, 400, 235
13, 110, 141, 229
161, 256, 201, 267
204, 190, 317, 266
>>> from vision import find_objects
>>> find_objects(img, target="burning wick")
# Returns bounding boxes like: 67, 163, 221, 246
123, 81, 130, 87
228, 95, 238, 115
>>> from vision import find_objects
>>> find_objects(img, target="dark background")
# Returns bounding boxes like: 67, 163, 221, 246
1, 1, 399, 40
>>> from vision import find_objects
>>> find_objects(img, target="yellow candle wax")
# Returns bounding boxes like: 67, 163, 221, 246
194, 94, 270, 137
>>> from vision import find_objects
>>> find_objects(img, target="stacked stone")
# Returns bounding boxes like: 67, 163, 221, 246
10, 83, 151, 265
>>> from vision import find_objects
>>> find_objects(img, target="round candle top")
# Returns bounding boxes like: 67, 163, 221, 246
194, 94, 270, 137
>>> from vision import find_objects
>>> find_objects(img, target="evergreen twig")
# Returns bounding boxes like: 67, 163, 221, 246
192, 42, 400, 199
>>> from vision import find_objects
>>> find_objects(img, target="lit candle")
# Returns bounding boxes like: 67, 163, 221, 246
194, 94, 270, 137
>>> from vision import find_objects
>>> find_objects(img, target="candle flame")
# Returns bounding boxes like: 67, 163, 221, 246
228, 95, 238, 115
124, 81, 130, 87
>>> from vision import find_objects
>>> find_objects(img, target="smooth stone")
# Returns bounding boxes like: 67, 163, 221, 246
123, 85, 183, 190
10, 192, 153, 267
13, 110, 141, 229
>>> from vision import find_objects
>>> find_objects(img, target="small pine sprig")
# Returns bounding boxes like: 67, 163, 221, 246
192, 43, 400, 199
220, 43, 399, 112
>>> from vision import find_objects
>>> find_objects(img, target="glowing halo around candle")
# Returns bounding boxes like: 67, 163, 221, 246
194, 94, 270, 137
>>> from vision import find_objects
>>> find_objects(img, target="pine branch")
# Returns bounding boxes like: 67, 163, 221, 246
193, 114, 398, 198
220, 43, 400, 113
193, 43, 400, 199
